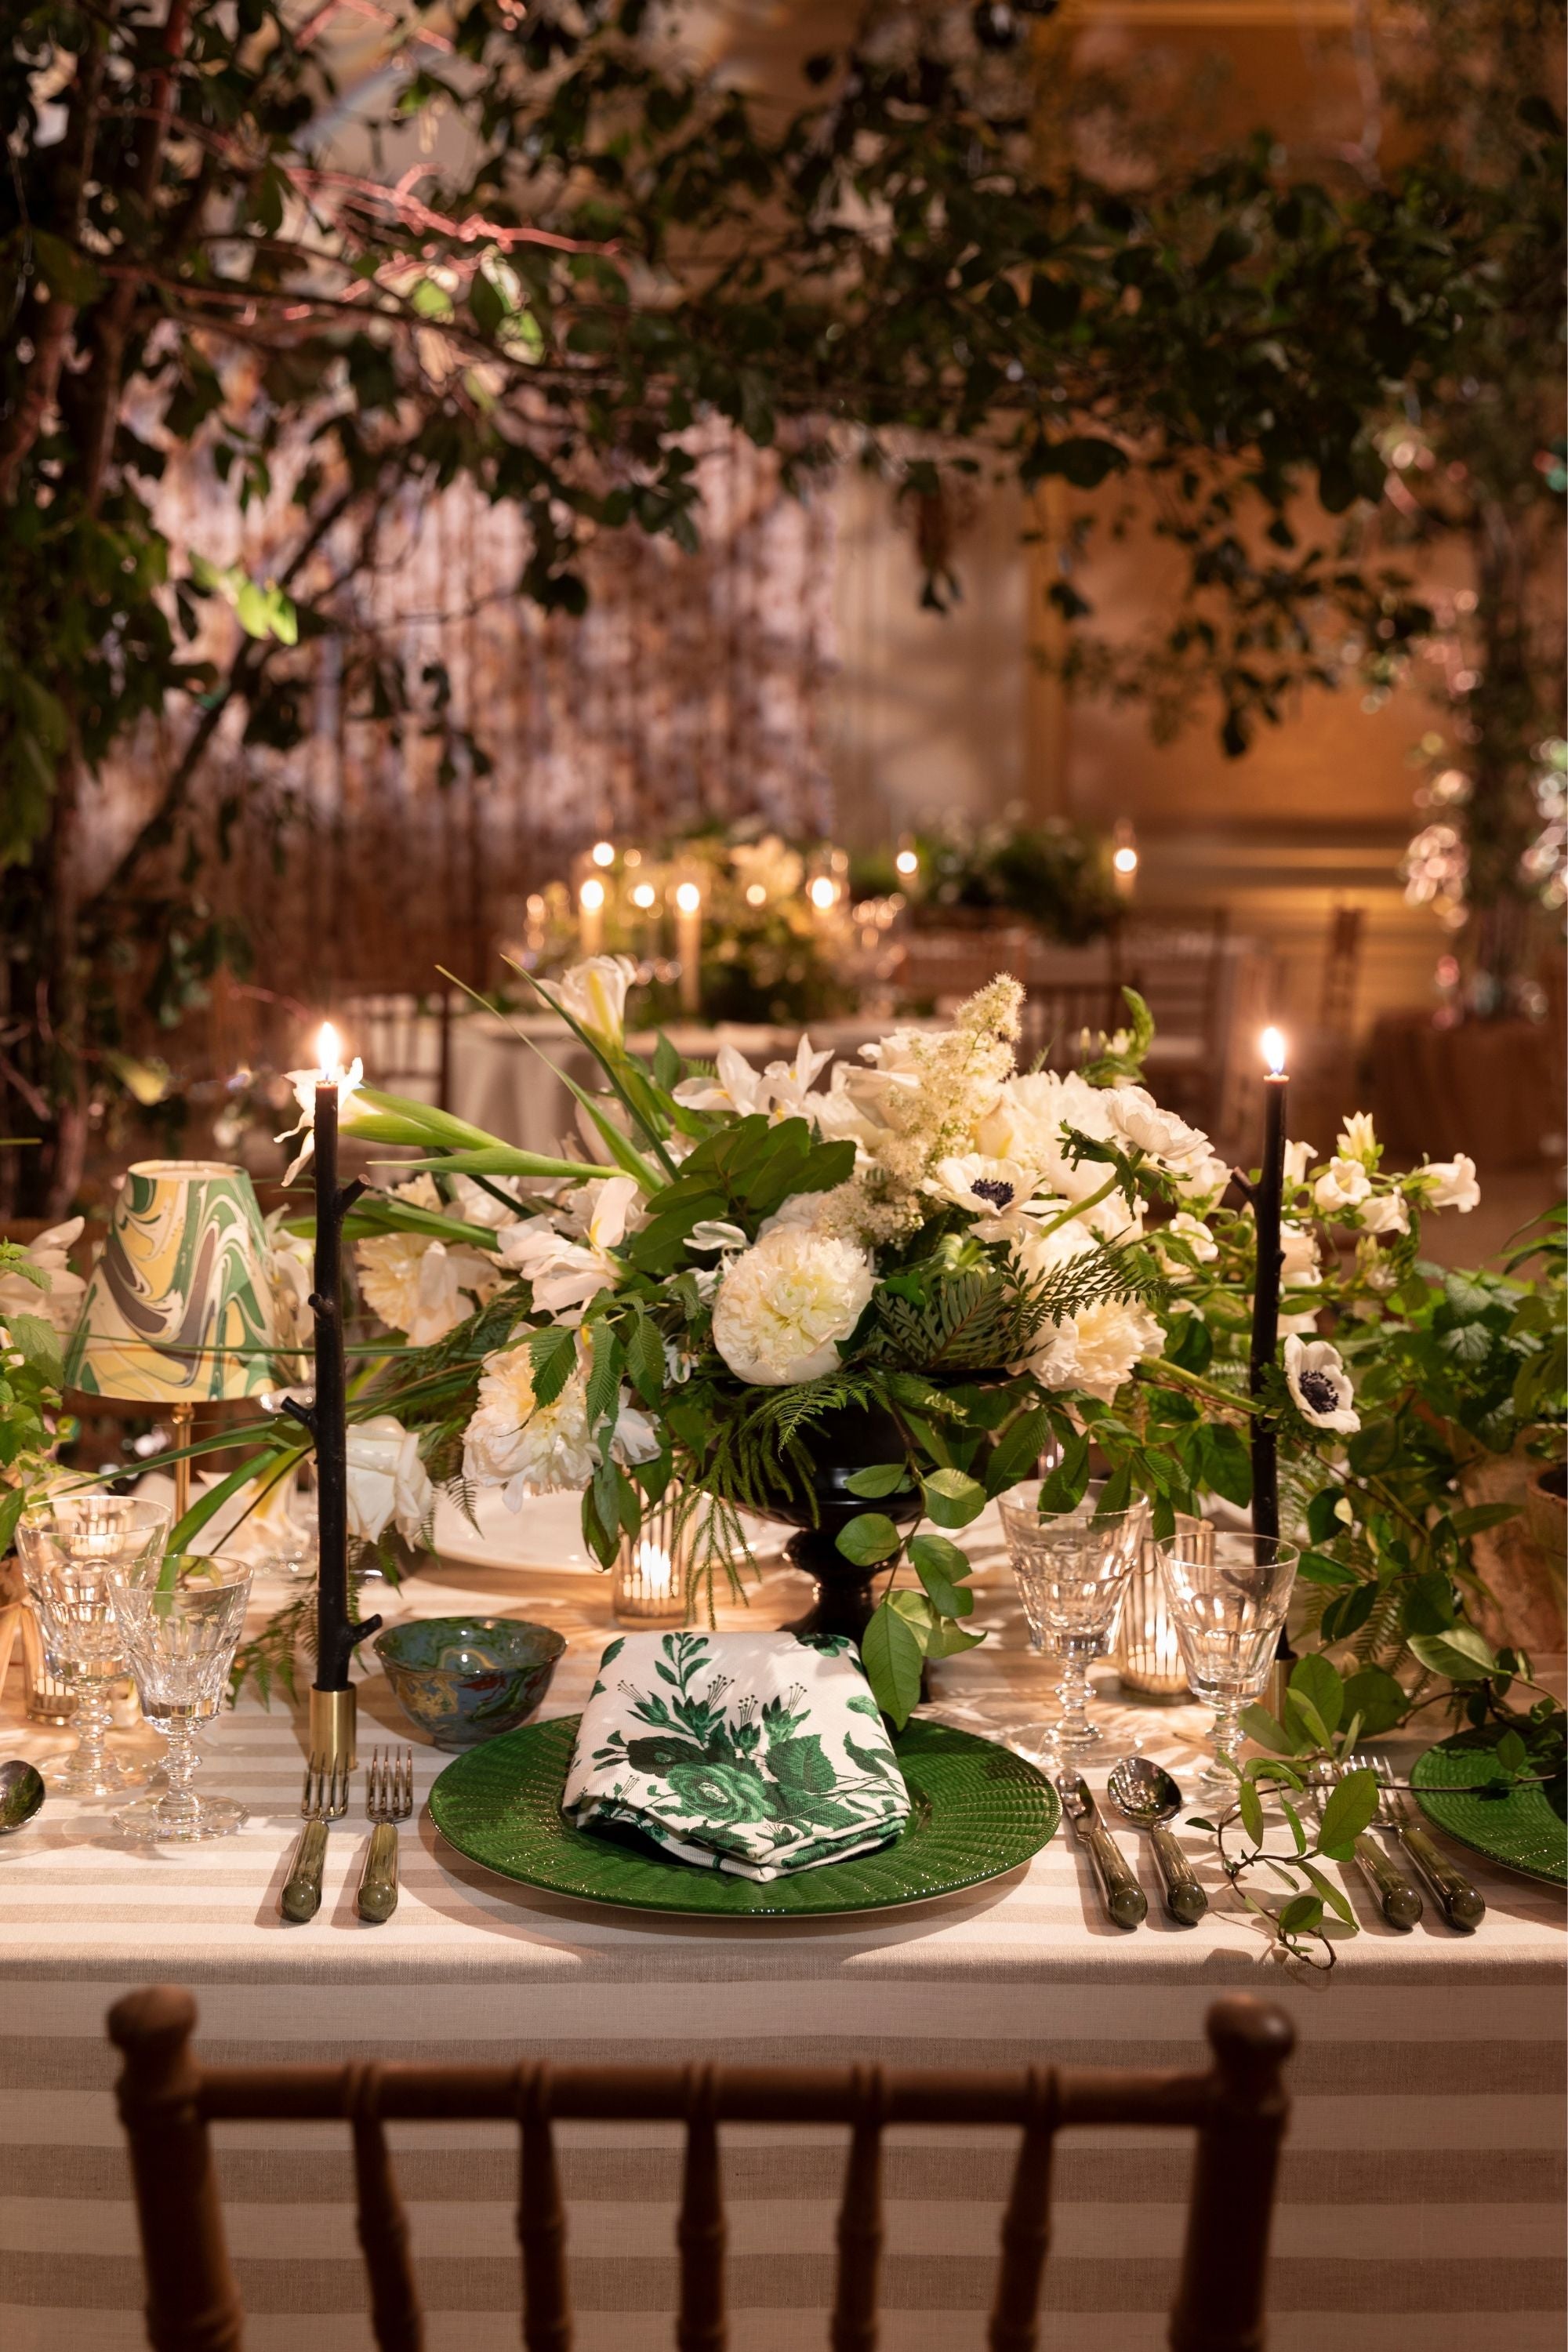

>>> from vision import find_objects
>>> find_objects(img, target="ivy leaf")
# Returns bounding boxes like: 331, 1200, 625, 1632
861, 1597, 925, 1728
1314, 1768, 1379, 1859
844, 1463, 911, 1499
836, 1512, 903, 1566
920, 1468, 986, 1529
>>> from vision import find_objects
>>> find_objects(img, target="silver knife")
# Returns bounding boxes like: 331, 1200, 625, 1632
1057, 1775, 1147, 1929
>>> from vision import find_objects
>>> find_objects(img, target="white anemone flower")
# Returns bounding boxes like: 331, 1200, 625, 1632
345, 1416, 434, 1545
554, 955, 639, 1049
712, 1226, 875, 1386
1284, 1335, 1360, 1435
1313, 1155, 1372, 1214
495, 1174, 640, 1317
1101, 1086, 1216, 1179
924, 1154, 1038, 1230
1411, 1154, 1480, 1213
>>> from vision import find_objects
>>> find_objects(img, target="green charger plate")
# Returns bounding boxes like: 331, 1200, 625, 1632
430, 1714, 1059, 1918
1410, 1733, 1568, 1887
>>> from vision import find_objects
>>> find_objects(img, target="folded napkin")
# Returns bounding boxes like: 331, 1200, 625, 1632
562, 1629, 909, 1880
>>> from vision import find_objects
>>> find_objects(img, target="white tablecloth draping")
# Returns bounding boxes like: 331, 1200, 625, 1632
0, 1526, 1562, 2352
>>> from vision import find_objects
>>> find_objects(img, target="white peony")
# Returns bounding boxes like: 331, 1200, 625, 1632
712, 1227, 875, 1386
0, 1216, 85, 1339
356, 1228, 501, 1346
1359, 1192, 1410, 1236
1313, 1155, 1372, 1214
1029, 1296, 1165, 1406
554, 955, 639, 1048
1284, 1335, 1360, 1436
345, 1415, 434, 1546
1412, 1154, 1480, 1213
462, 1336, 657, 1504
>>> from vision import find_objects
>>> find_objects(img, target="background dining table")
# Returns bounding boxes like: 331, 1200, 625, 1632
0, 1511, 1562, 2352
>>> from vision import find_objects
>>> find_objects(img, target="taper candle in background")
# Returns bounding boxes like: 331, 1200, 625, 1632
578, 874, 606, 958
1250, 1025, 1293, 1711
674, 878, 702, 1014
1111, 818, 1139, 898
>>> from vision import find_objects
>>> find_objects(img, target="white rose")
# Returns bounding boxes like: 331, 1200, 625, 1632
345, 1415, 433, 1545
712, 1227, 875, 1386
1029, 1296, 1165, 1405
1359, 1192, 1410, 1236
554, 954, 639, 1048
1284, 1334, 1359, 1436
356, 1230, 500, 1345
1413, 1154, 1480, 1213
1312, 1156, 1372, 1214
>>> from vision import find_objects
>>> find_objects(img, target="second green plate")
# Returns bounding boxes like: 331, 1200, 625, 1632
430, 1715, 1059, 1918
1410, 1732, 1568, 1887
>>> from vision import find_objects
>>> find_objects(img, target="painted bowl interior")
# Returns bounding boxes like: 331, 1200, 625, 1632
376, 1617, 565, 1679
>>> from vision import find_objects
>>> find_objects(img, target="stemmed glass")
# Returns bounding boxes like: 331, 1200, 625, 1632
1156, 1534, 1301, 1796
107, 1552, 253, 1842
16, 1494, 172, 1795
999, 1484, 1149, 1760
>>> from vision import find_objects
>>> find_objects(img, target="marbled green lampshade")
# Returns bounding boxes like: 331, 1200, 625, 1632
65, 1160, 278, 1403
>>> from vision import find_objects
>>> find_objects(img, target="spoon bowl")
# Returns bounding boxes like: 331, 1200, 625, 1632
0, 1760, 45, 1835
1106, 1755, 1207, 1925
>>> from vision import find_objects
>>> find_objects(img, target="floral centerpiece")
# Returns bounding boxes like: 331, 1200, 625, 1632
211, 959, 1562, 1740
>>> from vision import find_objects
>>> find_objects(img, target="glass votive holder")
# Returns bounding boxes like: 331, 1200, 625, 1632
613, 1490, 691, 1624
1114, 1513, 1214, 1698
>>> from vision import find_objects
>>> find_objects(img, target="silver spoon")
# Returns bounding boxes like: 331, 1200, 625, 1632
0, 1760, 45, 1835
1106, 1755, 1207, 1926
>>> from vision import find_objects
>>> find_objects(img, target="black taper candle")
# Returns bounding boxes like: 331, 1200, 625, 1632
1248, 1065, 1287, 1547
311, 1067, 351, 1690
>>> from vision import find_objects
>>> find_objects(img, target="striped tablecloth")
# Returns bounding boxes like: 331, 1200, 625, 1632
1, 1528, 1562, 2352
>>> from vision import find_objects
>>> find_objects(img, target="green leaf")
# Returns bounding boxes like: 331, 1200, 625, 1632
1319, 1582, 1377, 1645
525, 1324, 579, 1408
1036, 1431, 1090, 1514
1238, 1779, 1265, 1842
920, 1468, 986, 1529
1287, 1654, 1344, 1738
5, 1311, 60, 1385
1237, 1701, 1302, 1756
1315, 1768, 1379, 1858
861, 1598, 925, 1728
835, 1512, 903, 1566
625, 1314, 665, 1410
844, 1463, 911, 1500
1494, 1729, 1528, 1774
924, 1616, 986, 1659
983, 1406, 1051, 1497
1406, 1626, 1499, 1683
1341, 1667, 1408, 1738
1297, 1858, 1358, 1929
1200, 1423, 1252, 1508
1278, 1893, 1324, 1937
909, 1532, 975, 1619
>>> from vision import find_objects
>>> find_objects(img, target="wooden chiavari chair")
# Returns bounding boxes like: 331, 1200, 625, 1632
109, 1986, 1294, 2352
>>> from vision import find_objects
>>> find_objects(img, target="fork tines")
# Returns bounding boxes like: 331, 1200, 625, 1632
300, 1752, 350, 1821
365, 1745, 415, 1823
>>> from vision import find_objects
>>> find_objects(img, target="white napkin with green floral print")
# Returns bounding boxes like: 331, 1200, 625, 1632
562, 1629, 909, 1880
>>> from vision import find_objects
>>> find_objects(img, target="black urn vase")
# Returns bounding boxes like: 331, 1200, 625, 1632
746, 1403, 923, 1642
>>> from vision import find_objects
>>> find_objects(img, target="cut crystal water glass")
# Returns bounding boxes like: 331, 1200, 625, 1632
107, 1552, 253, 1842
999, 1483, 1149, 1760
1156, 1534, 1301, 1795
16, 1494, 172, 1795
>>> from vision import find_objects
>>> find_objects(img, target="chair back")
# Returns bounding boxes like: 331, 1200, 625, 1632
339, 991, 456, 1110
108, 1987, 1294, 2352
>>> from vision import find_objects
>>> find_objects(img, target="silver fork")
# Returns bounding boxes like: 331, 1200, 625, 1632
281, 1753, 350, 1923
1370, 1756, 1486, 1932
1308, 1761, 1423, 1931
357, 1747, 414, 1925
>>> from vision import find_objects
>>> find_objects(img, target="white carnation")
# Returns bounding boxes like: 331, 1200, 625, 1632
712, 1227, 875, 1386
356, 1230, 500, 1345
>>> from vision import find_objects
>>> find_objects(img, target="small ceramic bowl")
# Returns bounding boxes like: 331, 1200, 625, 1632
373, 1617, 566, 1751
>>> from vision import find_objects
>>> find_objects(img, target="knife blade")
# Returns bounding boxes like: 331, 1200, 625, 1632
1056, 1775, 1147, 1929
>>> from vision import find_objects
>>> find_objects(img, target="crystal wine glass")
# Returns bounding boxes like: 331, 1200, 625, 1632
999, 1484, 1149, 1760
107, 1552, 252, 1842
16, 1494, 172, 1795
1156, 1534, 1301, 1796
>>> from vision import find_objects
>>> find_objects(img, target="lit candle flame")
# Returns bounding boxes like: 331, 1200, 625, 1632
895, 847, 919, 878
808, 875, 837, 911
1261, 1025, 1287, 1077
316, 1022, 343, 1080
633, 1541, 673, 1597
674, 880, 702, 916
579, 877, 606, 912
590, 840, 615, 868
1112, 844, 1139, 876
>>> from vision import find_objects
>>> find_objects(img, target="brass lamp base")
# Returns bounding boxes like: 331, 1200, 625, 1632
309, 1686, 358, 1772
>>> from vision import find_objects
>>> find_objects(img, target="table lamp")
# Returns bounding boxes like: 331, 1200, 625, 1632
65, 1160, 279, 1520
